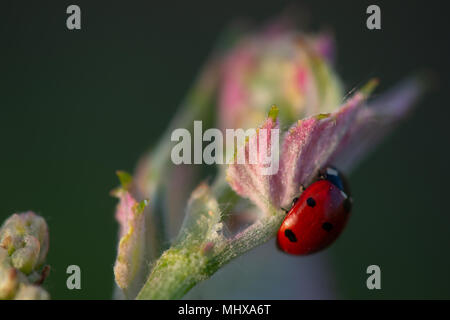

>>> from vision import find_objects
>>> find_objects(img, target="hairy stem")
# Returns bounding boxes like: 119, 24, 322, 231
136, 174, 284, 300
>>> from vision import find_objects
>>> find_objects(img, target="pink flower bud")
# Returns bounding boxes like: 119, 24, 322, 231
218, 24, 342, 131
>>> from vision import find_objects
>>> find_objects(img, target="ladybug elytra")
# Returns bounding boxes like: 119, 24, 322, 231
277, 166, 352, 255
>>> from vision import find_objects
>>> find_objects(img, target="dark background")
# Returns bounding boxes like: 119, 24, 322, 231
0, 0, 449, 299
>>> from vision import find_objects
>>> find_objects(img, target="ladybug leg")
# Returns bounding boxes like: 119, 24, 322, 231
280, 196, 300, 215
318, 169, 326, 180
299, 184, 305, 193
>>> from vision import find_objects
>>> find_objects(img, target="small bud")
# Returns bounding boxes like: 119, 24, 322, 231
0, 249, 18, 299
14, 283, 50, 300
0, 212, 49, 274
0, 247, 9, 265
0, 212, 50, 300
10, 235, 40, 275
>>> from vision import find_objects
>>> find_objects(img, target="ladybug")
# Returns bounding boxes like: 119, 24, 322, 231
277, 166, 352, 255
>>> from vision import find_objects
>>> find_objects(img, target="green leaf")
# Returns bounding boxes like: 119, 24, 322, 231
116, 171, 133, 190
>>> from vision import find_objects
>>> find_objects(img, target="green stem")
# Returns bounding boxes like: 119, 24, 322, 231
135, 247, 210, 300
136, 175, 284, 300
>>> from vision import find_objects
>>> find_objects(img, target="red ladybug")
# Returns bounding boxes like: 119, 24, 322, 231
277, 166, 352, 255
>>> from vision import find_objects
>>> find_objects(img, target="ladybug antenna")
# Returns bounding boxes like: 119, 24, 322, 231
281, 207, 289, 214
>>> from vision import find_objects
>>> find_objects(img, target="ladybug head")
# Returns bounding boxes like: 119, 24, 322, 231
319, 166, 351, 196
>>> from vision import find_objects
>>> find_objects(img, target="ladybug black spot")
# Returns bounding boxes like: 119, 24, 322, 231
306, 197, 316, 207
322, 222, 333, 232
343, 197, 352, 213
284, 229, 297, 242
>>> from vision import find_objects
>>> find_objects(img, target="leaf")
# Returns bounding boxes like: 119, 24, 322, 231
225, 76, 424, 214
226, 108, 281, 215
226, 87, 370, 212
113, 188, 148, 296
116, 170, 133, 190
329, 76, 425, 171
276, 89, 369, 207
175, 183, 223, 247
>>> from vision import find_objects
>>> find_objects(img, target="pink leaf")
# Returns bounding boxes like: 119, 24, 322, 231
330, 77, 425, 172
226, 107, 281, 215
276, 90, 368, 207
226, 77, 424, 214
113, 183, 148, 293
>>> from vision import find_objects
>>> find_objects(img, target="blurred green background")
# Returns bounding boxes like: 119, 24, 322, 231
0, 1, 449, 299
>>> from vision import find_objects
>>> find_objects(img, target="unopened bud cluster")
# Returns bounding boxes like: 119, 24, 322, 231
0, 212, 50, 300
